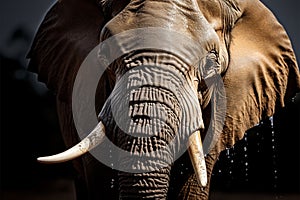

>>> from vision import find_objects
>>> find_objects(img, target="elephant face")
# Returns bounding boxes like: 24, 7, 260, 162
97, 0, 232, 151
29, 0, 300, 199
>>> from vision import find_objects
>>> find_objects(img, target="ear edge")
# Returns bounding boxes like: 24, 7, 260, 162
219, 0, 300, 152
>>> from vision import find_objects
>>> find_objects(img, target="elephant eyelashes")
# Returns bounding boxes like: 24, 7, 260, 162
198, 51, 221, 81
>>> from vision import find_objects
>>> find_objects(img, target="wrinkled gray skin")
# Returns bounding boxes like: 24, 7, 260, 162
28, 0, 300, 199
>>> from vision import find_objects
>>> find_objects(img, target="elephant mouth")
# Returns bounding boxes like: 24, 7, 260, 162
37, 51, 208, 187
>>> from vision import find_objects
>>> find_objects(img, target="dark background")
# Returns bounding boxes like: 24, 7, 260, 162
1, 0, 299, 199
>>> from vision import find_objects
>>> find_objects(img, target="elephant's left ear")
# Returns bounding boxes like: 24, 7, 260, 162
27, 0, 107, 102
221, 0, 300, 150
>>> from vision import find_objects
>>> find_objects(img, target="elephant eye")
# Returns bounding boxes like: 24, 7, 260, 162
198, 50, 221, 80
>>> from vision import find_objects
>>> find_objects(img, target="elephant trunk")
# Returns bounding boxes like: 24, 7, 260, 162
118, 167, 171, 199
97, 54, 205, 198
99, 63, 182, 198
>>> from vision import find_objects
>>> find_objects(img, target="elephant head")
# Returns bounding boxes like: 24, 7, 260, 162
28, 0, 300, 199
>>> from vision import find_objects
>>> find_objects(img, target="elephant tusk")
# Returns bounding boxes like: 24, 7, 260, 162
188, 131, 207, 187
37, 121, 106, 164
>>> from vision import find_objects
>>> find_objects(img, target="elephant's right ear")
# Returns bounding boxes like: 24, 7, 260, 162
27, 0, 107, 101
221, 0, 300, 151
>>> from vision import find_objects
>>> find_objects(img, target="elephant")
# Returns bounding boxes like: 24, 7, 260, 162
27, 0, 300, 199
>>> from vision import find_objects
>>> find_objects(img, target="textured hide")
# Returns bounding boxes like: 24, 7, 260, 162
220, 0, 300, 152
27, 0, 300, 198
28, 1, 300, 153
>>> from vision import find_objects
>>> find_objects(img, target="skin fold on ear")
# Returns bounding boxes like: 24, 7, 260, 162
220, 0, 300, 152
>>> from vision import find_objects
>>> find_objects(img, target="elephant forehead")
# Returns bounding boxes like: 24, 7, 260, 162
99, 27, 206, 69
101, 0, 220, 53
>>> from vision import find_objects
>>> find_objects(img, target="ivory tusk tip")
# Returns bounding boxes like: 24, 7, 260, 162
194, 162, 208, 187
37, 156, 67, 164
188, 131, 208, 187
197, 173, 207, 187
36, 121, 106, 164
37, 156, 49, 164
